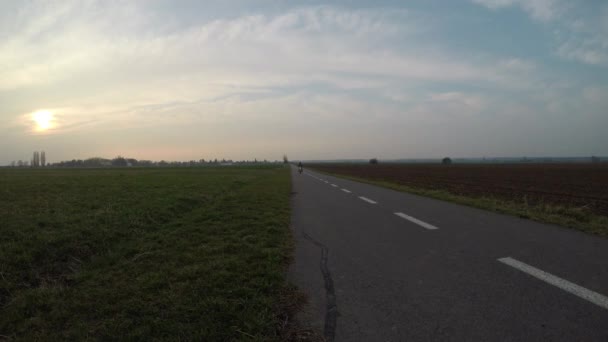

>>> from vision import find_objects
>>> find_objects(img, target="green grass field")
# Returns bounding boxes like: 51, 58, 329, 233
0, 166, 297, 340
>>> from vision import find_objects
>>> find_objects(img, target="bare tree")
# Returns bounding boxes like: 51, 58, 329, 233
283, 155, 289, 164
41, 151, 46, 167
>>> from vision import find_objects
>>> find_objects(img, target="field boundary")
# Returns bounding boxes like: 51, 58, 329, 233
311, 169, 608, 237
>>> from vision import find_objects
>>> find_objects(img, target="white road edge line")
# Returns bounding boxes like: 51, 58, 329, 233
341, 189, 351, 193
331, 184, 338, 187
498, 257, 608, 310
359, 196, 377, 204
394, 212, 439, 230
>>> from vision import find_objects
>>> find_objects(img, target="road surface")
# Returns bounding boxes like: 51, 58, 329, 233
289, 166, 608, 341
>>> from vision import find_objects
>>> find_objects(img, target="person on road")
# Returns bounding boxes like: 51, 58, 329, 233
298, 161, 303, 174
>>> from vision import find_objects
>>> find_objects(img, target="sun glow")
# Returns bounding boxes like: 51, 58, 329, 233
32, 110, 54, 131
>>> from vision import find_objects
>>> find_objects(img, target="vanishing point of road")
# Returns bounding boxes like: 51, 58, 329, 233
289, 166, 608, 341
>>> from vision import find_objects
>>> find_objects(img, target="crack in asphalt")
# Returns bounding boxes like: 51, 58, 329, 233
303, 232, 338, 342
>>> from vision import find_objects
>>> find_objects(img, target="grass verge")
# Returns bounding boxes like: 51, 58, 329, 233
312, 170, 608, 237
0, 166, 301, 340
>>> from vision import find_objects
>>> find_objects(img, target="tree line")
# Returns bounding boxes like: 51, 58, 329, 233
8, 154, 283, 168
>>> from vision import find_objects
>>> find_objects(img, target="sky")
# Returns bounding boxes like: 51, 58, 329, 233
1, 0, 607, 164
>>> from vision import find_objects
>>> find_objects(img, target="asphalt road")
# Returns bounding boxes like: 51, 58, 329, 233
289, 166, 608, 341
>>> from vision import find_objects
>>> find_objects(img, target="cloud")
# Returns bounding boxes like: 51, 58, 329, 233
472, 0, 608, 67
471, 0, 562, 22
557, 40, 608, 67
554, 7, 608, 67
1, 1, 606, 161
1, 2, 541, 134
0, 4, 478, 95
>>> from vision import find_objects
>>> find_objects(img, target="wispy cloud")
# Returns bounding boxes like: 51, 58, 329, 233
555, 9, 608, 67
472, 0, 608, 67
1, 2, 541, 131
471, 0, 562, 21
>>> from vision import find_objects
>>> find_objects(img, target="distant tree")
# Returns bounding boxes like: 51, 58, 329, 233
10, 161, 15, 167
591, 156, 601, 164
369, 158, 379, 164
84, 157, 102, 167
283, 155, 289, 164
32, 151, 40, 167
17, 160, 24, 167
442, 157, 452, 165
111, 156, 128, 167
40, 151, 46, 167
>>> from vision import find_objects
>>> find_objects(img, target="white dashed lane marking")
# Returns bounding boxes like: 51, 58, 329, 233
498, 257, 608, 310
359, 196, 377, 204
394, 212, 439, 230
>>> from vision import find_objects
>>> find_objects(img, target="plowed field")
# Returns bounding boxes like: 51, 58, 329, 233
312, 163, 608, 217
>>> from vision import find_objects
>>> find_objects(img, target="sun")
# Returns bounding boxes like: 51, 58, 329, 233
32, 110, 54, 131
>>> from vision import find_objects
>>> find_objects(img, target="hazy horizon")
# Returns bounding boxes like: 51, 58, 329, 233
2, 0, 607, 165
